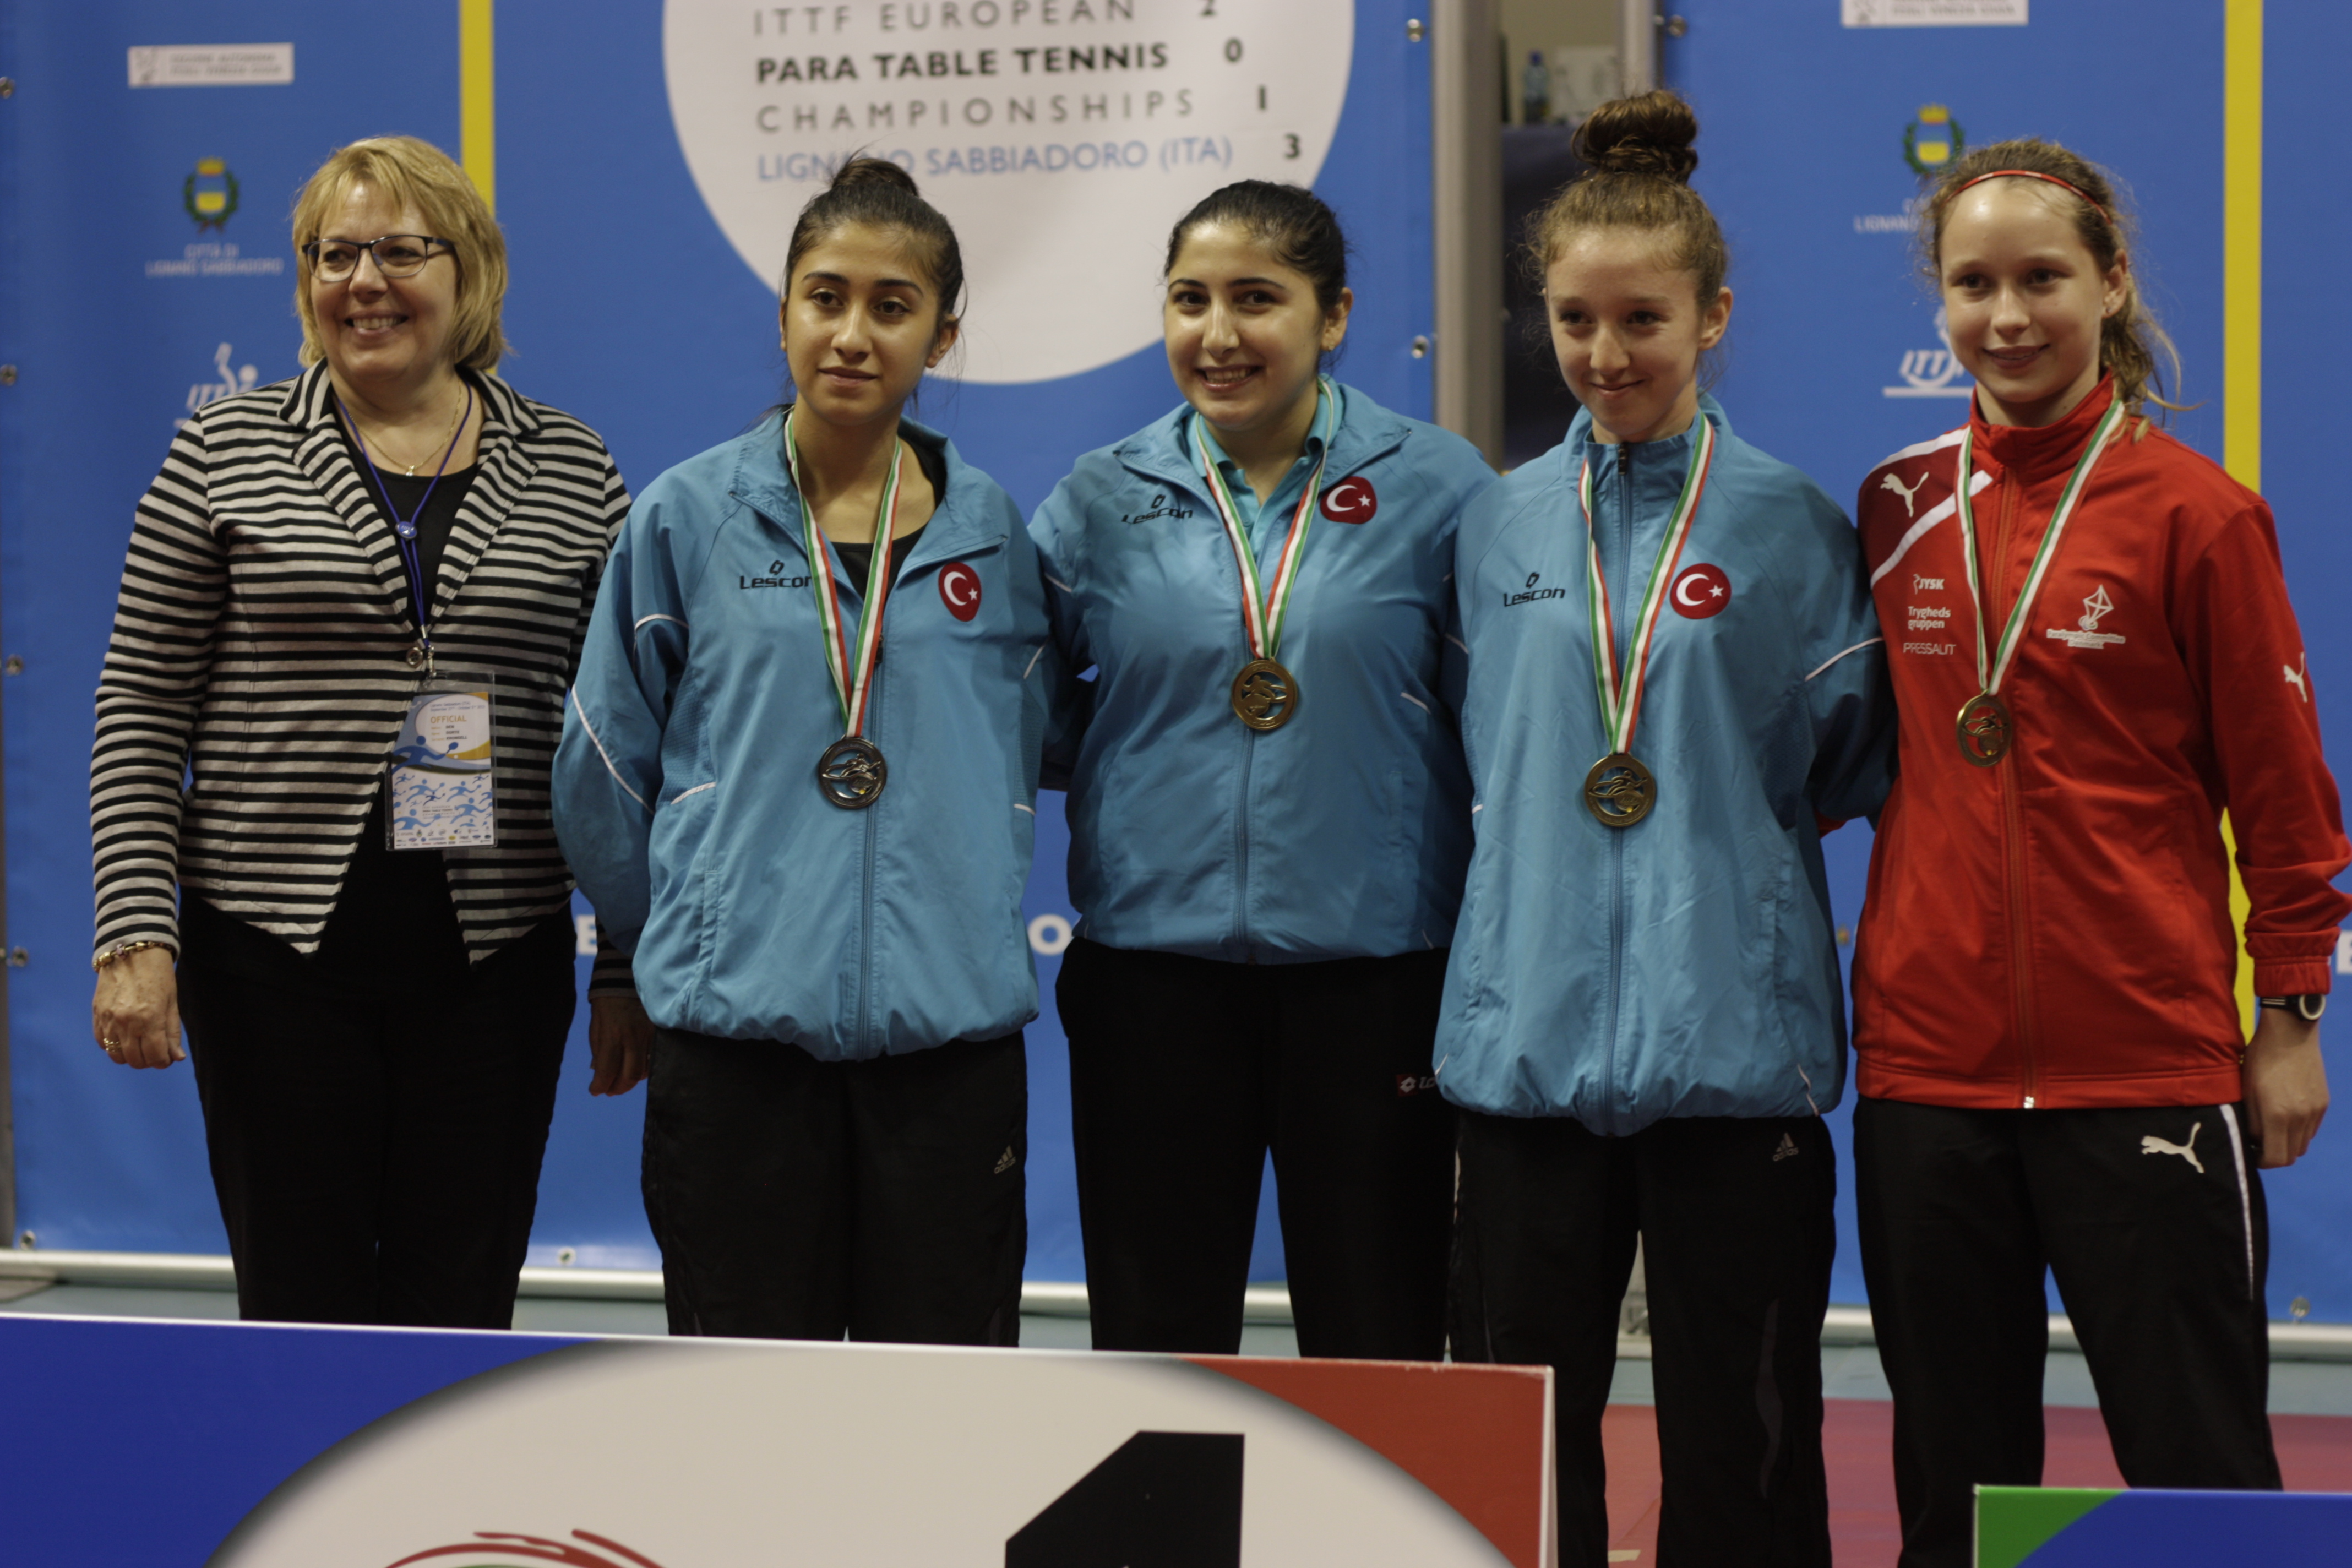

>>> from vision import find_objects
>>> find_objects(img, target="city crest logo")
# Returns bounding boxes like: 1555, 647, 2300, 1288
183, 157, 240, 231
1902, 104, 1964, 177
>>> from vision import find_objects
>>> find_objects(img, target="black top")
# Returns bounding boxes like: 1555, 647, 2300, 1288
832, 524, 928, 587
316, 417, 483, 981
788, 409, 948, 589
344, 428, 479, 616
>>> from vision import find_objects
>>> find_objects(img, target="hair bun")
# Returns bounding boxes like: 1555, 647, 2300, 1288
1573, 90, 1701, 183
829, 155, 921, 197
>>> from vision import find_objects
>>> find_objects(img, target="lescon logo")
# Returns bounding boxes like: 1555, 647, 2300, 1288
184, 157, 239, 230
1902, 104, 1964, 177
384, 1528, 667, 1567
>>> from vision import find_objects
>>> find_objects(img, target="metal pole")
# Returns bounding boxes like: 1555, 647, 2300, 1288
1429, 0, 1505, 465
1620, 0, 1656, 94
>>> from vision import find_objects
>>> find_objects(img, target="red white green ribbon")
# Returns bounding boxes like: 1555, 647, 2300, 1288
1578, 412, 1717, 755
783, 409, 905, 735
1194, 375, 1340, 663
1954, 395, 2126, 698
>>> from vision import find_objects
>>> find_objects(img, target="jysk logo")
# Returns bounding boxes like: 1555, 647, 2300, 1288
184, 157, 239, 231
1121, 492, 1195, 526
740, 558, 813, 590
1320, 475, 1377, 524
1502, 570, 1566, 608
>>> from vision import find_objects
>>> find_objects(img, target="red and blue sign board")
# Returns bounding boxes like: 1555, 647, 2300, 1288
1, 1315, 1551, 1566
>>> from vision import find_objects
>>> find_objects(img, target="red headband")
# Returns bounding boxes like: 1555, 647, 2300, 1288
1950, 168, 2113, 228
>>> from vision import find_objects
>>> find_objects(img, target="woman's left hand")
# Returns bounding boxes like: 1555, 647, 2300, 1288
587, 990, 655, 1097
2245, 1008, 2328, 1169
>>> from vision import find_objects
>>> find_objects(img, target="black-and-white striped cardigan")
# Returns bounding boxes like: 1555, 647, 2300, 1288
91, 363, 632, 989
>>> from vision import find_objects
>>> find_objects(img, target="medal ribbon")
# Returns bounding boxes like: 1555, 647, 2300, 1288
1194, 375, 1340, 663
1577, 412, 1717, 755
783, 409, 906, 735
1954, 396, 2126, 699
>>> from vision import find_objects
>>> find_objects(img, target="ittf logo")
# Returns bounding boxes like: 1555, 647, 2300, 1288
1320, 476, 1377, 524
938, 561, 983, 622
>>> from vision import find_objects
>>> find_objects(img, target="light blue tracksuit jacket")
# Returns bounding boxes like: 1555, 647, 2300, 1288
1437, 398, 1894, 1131
553, 413, 1053, 1059
1031, 382, 1497, 962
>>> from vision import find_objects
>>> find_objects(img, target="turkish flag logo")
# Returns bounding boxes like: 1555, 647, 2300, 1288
1320, 475, 1378, 524
1670, 563, 1732, 619
938, 561, 983, 622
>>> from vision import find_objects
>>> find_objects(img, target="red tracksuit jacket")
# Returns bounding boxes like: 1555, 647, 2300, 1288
1853, 378, 2350, 1109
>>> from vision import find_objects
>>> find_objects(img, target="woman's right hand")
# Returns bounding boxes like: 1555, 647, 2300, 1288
91, 945, 185, 1069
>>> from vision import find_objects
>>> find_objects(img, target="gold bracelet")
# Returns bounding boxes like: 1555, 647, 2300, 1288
92, 939, 167, 973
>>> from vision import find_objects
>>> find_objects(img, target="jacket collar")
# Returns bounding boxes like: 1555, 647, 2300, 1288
1564, 392, 1732, 482
1113, 380, 1414, 499
730, 408, 1000, 585
1969, 375, 2119, 486
281, 361, 543, 637
280, 357, 540, 439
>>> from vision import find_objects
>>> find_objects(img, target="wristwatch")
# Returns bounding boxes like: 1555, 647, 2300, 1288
2257, 993, 2328, 1022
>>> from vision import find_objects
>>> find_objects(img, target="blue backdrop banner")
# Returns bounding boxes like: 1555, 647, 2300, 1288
0, 0, 1435, 1284
2, 1, 2347, 1324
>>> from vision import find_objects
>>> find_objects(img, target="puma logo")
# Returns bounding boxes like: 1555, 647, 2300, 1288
1880, 471, 1926, 518
2286, 652, 2310, 704
2140, 1120, 2204, 1174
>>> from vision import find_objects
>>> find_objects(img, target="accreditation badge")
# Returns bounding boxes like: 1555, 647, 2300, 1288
388, 678, 497, 849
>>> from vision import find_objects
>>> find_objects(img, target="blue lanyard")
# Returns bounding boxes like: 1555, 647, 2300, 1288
340, 384, 474, 676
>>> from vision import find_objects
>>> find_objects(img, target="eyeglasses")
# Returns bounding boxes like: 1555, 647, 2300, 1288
301, 233, 452, 283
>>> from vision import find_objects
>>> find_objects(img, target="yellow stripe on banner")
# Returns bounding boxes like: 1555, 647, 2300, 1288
460, 0, 496, 214
2224, 0, 2261, 488
2223, 0, 2262, 1037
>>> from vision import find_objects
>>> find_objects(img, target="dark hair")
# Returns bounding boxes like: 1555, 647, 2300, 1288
782, 155, 966, 338
1921, 138, 2183, 420
1527, 90, 1728, 307
1162, 179, 1351, 313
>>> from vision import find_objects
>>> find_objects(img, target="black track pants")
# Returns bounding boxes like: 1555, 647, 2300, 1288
643, 1027, 1027, 1346
1854, 1096, 2279, 1568
1058, 938, 1455, 1359
1451, 1110, 1836, 1568
177, 897, 575, 1329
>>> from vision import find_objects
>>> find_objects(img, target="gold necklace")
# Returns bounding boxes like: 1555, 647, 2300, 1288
352, 391, 469, 476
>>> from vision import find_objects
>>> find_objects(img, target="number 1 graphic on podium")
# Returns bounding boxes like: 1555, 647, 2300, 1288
1005, 1431, 1244, 1567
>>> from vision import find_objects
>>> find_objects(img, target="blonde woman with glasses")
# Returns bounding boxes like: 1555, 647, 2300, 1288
89, 135, 643, 1328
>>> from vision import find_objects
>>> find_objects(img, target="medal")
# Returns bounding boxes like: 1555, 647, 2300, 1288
816, 734, 889, 809
1230, 657, 1298, 730
1583, 752, 1657, 827
1954, 691, 2012, 766
1196, 378, 1340, 732
784, 410, 905, 809
1576, 413, 1717, 828
1951, 397, 2126, 766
